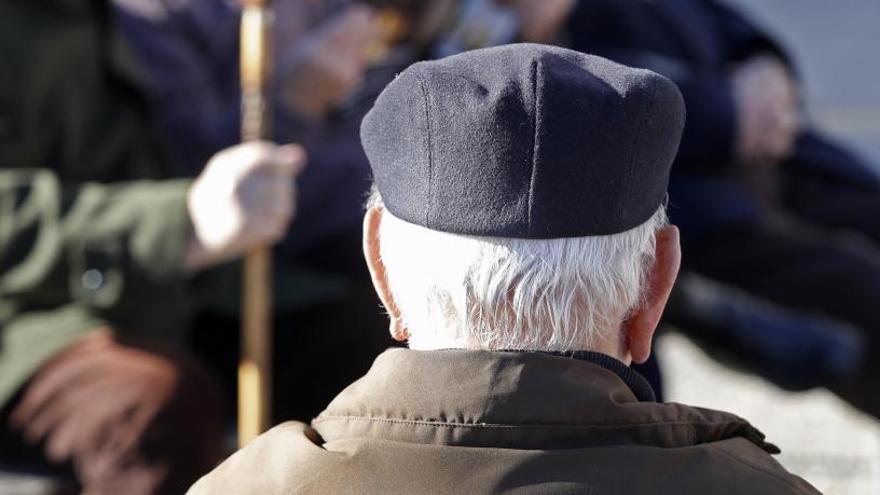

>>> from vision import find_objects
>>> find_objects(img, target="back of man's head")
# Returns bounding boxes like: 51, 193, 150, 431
370, 191, 668, 353
360, 44, 686, 363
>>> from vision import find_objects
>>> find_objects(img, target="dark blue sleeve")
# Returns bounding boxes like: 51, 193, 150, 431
565, 0, 802, 172
112, 0, 320, 174
564, 1, 737, 172
561, 46, 738, 172
112, 0, 241, 173
672, 71, 738, 172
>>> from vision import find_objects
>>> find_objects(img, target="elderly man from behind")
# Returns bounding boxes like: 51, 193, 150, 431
189, 44, 819, 494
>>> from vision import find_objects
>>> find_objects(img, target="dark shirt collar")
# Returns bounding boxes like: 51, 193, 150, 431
506, 350, 657, 402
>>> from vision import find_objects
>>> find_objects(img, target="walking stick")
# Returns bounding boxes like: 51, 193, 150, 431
239, 0, 273, 447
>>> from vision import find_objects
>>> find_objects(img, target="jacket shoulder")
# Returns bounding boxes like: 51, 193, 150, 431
187, 421, 341, 495
701, 438, 821, 495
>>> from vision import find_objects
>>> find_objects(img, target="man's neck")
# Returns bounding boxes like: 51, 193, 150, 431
406, 334, 631, 365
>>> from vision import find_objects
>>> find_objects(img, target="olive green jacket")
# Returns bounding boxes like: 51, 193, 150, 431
0, 0, 193, 406
190, 349, 821, 495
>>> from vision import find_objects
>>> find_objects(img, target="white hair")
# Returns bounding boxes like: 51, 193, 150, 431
368, 190, 667, 352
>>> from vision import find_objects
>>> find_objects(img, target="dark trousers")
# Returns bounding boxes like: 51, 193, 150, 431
680, 134, 880, 415
190, 290, 395, 425
191, 229, 397, 424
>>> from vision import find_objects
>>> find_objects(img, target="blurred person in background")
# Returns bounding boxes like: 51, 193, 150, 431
561, 0, 880, 417
111, 0, 464, 425
112, 0, 459, 254
0, 0, 314, 493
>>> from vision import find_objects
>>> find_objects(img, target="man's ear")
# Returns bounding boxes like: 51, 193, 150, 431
622, 225, 681, 364
363, 207, 409, 342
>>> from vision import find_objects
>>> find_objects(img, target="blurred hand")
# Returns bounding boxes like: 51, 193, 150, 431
184, 142, 306, 271
730, 55, 801, 167
10, 332, 176, 464
279, 5, 380, 119
501, 0, 577, 43
9, 331, 223, 491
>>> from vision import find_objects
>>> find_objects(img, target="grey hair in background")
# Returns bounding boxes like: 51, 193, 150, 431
366, 187, 668, 352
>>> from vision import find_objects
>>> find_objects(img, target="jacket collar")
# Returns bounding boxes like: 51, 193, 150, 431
313, 349, 778, 453
531, 350, 656, 402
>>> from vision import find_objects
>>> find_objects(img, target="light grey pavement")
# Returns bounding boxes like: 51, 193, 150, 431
661, 3, 880, 493
659, 333, 880, 494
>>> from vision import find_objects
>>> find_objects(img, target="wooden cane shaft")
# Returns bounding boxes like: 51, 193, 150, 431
238, 2, 273, 448
239, 249, 272, 446
241, 5, 271, 142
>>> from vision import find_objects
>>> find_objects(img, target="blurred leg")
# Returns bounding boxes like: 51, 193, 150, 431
190, 229, 397, 424
190, 287, 395, 427
270, 286, 397, 422
684, 220, 880, 416
2, 331, 225, 495
665, 272, 864, 391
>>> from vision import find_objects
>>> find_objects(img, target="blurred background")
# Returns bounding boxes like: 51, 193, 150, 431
2, 0, 880, 493
659, 2, 880, 494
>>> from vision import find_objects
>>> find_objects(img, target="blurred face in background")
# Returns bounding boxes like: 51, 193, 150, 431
432, 0, 577, 57
275, 0, 462, 119
274, 0, 579, 119
369, 0, 460, 46
498, 0, 577, 43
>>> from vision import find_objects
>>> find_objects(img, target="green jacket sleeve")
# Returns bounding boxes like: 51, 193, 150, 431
1, 168, 194, 340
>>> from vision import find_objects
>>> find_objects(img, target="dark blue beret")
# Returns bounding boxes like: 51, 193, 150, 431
361, 43, 685, 238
